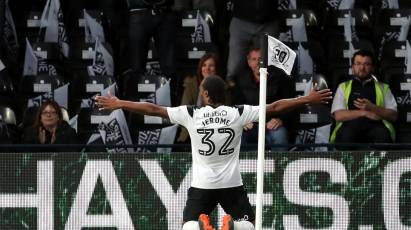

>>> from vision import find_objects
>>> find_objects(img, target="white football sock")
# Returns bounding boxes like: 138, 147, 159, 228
234, 220, 254, 230
182, 221, 200, 230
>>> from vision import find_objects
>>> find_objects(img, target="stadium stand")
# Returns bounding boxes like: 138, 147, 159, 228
0, 0, 409, 151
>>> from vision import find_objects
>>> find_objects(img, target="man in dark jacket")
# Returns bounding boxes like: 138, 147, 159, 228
226, 0, 280, 87
126, 0, 177, 78
233, 46, 294, 151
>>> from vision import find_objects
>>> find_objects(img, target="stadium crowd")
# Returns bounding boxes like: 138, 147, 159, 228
0, 0, 410, 151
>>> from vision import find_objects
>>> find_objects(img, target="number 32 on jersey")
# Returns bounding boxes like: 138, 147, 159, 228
197, 128, 235, 156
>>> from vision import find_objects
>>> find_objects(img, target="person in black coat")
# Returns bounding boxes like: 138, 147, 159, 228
22, 100, 79, 152
233, 46, 294, 151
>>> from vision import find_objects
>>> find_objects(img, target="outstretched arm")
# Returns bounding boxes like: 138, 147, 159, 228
266, 86, 332, 115
95, 93, 169, 119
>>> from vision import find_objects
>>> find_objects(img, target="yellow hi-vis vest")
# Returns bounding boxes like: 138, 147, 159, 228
330, 79, 396, 143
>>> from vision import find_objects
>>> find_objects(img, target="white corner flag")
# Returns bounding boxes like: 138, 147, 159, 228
255, 34, 297, 230
267, 35, 296, 75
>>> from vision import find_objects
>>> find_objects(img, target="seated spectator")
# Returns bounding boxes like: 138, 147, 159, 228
330, 50, 398, 149
177, 52, 221, 142
233, 45, 293, 151
22, 100, 79, 152
181, 52, 221, 106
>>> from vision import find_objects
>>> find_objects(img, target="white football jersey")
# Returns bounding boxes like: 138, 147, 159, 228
167, 105, 259, 189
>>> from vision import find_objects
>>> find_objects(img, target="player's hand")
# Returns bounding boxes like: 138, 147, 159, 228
243, 123, 254, 131
307, 83, 332, 105
95, 92, 120, 111
266, 118, 283, 130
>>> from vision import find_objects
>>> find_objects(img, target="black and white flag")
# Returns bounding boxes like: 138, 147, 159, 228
297, 43, 313, 75
191, 10, 211, 43
136, 124, 178, 153
338, 0, 354, 9
27, 83, 69, 108
40, 0, 69, 57
278, 0, 296, 10
84, 9, 105, 43
53, 83, 69, 109
98, 83, 132, 153
398, 16, 411, 41
327, 0, 354, 9
0, 59, 5, 72
98, 109, 133, 153
3, 0, 19, 60
82, 83, 132, 153
23, 39, 38, 76
342, 11, 359, 42
69, 115, 78, 132
267, 35, 296, 75
291, 15, 307, 42
386, 0, 399, 9
87, 39, 114, 76
37, 56, 58, 76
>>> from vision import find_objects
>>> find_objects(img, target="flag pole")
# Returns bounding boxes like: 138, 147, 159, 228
255, 33, 268, 230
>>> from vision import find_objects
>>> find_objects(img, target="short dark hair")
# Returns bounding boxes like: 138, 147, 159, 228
202, 75, 226, 104
352, 49, 376, 65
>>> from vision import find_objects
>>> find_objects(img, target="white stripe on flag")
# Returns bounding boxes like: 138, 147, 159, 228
23, 39, 38, 76
84, 9, 105, 43
267, 35, 296, 75
0, 59, 5, 72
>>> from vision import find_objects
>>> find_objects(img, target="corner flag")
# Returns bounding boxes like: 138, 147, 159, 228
256, 34, 297, 230
267, 34, 296, 75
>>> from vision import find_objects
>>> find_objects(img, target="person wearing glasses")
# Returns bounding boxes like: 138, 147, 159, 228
330, 50, 398, 148
22, 100, 78, 151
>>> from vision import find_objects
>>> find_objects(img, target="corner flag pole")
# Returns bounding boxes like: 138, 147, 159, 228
255, 34, 268, 230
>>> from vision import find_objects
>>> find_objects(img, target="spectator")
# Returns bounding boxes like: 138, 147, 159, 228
178, 52, 221, 143
330, 50, 397, 148
127, 0, 177, 78
226, 0, 280, 87
22, 100, 79, 151
180, 53, 220, 106
233, 45, 293, 151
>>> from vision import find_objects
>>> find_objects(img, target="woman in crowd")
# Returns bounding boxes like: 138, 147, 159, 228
178, 52, 221, 142
180, 52, 221, 106
22, 100, 78, 151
